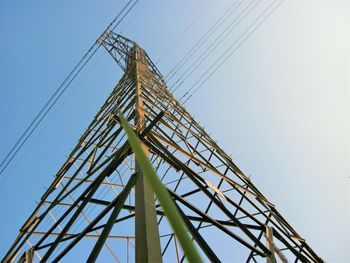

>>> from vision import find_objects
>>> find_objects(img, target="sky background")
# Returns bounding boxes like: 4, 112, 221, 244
0, 0, 349, 262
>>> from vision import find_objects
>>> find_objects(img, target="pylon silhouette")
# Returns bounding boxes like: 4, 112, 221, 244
3, 32, 322, 263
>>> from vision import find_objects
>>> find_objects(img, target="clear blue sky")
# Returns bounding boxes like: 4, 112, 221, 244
0, 0, 349, 262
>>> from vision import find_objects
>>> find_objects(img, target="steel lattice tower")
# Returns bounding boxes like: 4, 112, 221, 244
3, 32, 322, 263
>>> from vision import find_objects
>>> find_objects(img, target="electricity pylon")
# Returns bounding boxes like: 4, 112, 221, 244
2, 32, 322, 263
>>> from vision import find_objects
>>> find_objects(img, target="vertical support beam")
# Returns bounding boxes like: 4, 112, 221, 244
266, 226, 276, 263
134, 45, 162, 263
18, 250, 33, 263
26, 250, 33, 263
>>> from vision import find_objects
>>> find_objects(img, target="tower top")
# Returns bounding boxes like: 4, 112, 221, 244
99, 31, 166, 85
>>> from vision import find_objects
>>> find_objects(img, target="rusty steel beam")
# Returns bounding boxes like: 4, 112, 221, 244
133, 45, 162, 263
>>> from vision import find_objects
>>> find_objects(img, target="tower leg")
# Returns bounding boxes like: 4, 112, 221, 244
18, 250, 33, 263
135, 143, 162, 262
266, 226, 276, 263
133, 44, 162, 262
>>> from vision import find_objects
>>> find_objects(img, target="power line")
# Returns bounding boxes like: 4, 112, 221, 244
120, 0, 148, 34
111, 0, 140, 32
1, 0, 282, 177
165, 0, 242, 83
0, 0, 139, 176
171, 0, 260, 94
182, 0, 284, 104
181, 0, 282, 103
154, 0, 214, 65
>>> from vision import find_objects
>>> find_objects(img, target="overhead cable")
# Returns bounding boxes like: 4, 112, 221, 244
0, 0, 139, 176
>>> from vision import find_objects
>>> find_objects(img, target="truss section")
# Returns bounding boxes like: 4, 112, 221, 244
3, 32, 322, 263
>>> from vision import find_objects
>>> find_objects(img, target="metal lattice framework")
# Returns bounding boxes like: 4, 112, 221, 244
3, 31, 322, 263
